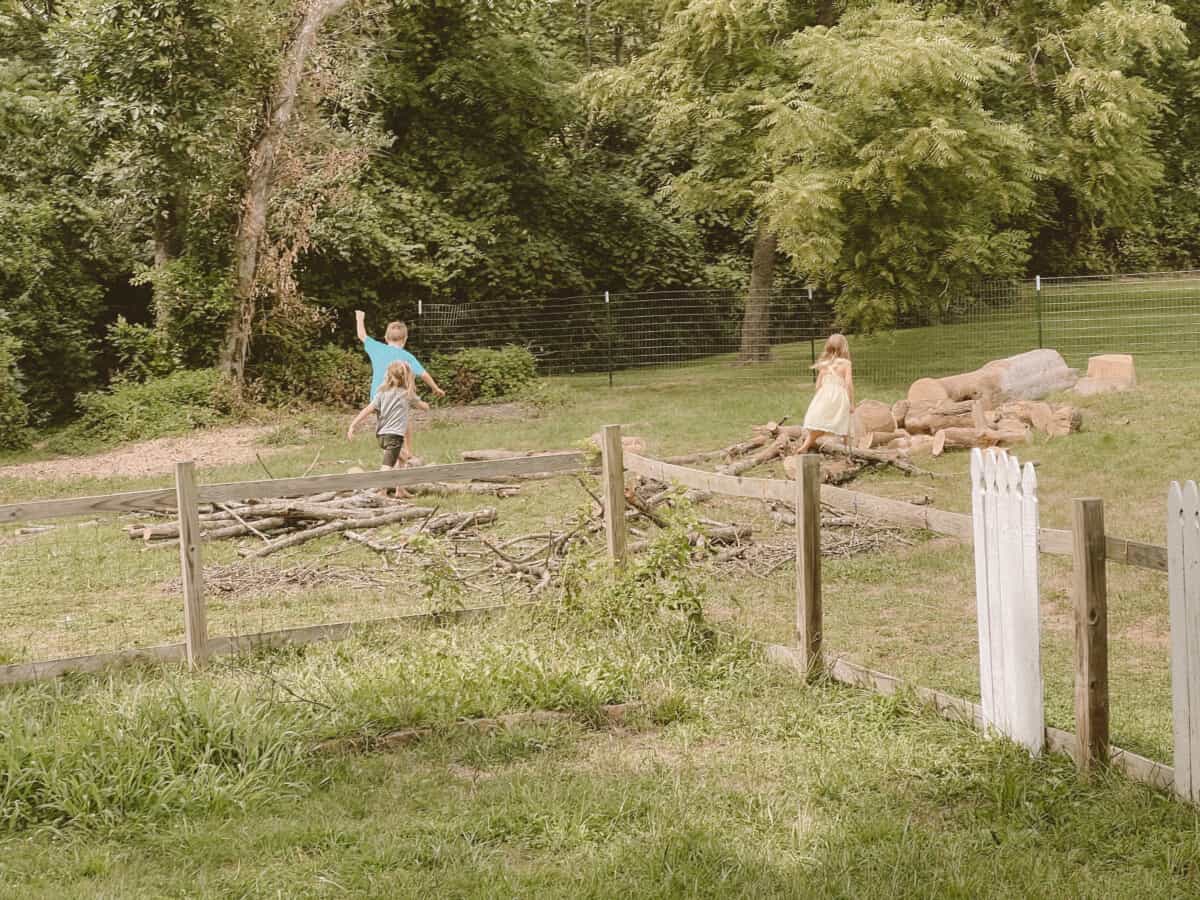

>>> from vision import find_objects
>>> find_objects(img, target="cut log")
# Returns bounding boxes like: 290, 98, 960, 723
903, 400, 979, 435
851, 400, 896, 436
906, 435, 936, 456
931, 426, 1030, 457
1047, 405, 1083, 437
406, 482, 521, 498
995, 400, 1053, 433
907, 377, 950, 405
723, 433, 772, 460
718, 433, 792, 476
856, 430, 905, 450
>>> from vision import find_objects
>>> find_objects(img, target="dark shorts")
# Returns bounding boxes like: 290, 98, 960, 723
378, 433, 405, 467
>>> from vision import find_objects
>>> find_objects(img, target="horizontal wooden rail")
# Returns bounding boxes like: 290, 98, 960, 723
766, 644, 1172, 792
0, 452, 586, 525
0, 603, 523, 687
624, 452, 1167, 572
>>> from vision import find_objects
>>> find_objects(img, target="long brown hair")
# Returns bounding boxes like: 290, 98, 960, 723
812, 333, 851, 369
381, 360, 416, 397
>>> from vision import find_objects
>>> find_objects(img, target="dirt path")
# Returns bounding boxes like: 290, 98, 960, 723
0, 402, 532, 483
0, 426, 283, 482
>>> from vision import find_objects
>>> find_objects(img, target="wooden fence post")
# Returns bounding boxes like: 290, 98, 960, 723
600, 424, 627, 564
795, 454, 823, 676
175, 461, 209, 668
1072, 497, 1109, 773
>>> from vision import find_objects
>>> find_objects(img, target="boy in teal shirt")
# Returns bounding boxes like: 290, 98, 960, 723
355, 310, 446, 401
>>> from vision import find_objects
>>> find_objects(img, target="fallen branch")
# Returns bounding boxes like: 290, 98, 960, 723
239, 505, 437, 559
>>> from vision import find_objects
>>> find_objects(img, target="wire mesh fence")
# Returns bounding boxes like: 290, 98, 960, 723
403, 269, 1200, 390
0, 511, 185, 664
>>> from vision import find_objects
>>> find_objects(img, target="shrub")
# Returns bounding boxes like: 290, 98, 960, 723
49, 369, 238, 452
250, 344, 372, 409
0, 323, 30, 450
106, 316, 179, 383
428, 345, 537, 404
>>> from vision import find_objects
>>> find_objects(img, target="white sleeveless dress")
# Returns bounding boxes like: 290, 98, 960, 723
803, 359, 852, 436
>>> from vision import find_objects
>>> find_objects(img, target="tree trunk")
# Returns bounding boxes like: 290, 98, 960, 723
219, 0, 352, 384
151, 203, 178, 333
738, 223, 776, 363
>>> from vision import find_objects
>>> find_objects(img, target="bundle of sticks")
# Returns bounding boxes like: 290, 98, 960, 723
658, 416, 927, 485
125, 489, 504, 559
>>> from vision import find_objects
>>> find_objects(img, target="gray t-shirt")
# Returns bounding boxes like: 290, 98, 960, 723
372, 388, 411, 437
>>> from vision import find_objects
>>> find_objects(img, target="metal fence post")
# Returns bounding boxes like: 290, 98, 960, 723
605, 291, 613, 389
1035, 275, 1044, 349
807, 286, 817, 382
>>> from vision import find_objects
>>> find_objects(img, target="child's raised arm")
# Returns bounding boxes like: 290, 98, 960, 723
354, 309, 369, 343
346, 402, 376, 441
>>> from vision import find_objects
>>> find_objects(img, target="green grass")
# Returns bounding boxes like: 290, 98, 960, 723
2, 611, 1200, 898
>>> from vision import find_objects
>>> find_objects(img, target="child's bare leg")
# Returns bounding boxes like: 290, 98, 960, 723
798, 428, 826, 454
391, 457, 412, 499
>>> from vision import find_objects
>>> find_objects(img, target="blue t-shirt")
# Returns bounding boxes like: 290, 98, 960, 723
363, 338, 427, 399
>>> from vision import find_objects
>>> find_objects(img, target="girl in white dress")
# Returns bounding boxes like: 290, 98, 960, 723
798, 333, 854, 454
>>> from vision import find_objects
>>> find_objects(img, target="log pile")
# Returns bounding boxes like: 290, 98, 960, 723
849, 349, 1084, 457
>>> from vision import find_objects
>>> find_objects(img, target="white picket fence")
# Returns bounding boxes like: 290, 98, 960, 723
1169, 481, 1200, 802
970, 448, 1045, 754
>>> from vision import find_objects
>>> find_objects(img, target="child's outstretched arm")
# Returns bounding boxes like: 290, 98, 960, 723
847, 366, 856, 411
354, 309, 369, 343
346, 403, 375, 441
420, 371, 446, 398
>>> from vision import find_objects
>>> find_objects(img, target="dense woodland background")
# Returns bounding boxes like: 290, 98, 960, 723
1, 0, 1198, 436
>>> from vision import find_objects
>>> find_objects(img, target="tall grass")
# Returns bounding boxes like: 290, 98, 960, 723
0, 528, 742, 835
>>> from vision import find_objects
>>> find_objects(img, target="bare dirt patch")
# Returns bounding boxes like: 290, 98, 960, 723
0, 403, 535, 484
0, 425, 286, 482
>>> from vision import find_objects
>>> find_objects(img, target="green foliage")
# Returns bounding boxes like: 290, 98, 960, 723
428, 345, 537, 404
105, 316, 179, 383
0, 317, 30, 450
251, 344, 371, 409
49, 369, 238, 452
560, 501, 710, 645
763, 5, 1038, 329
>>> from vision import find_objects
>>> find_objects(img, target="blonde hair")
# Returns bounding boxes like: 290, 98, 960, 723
812, 333, 850, 369
381, 360, 416, 397
384, 321, 408, 344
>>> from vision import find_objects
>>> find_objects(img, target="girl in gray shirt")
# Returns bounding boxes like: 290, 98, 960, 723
347, 360, 430, 470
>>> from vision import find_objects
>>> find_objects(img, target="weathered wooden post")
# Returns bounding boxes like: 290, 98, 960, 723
795, 454, 823, 676
600, 424, 627, 564
1169, 481, 1200, 801
174, 461, 209, 667
1072, 497, 1109, 773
